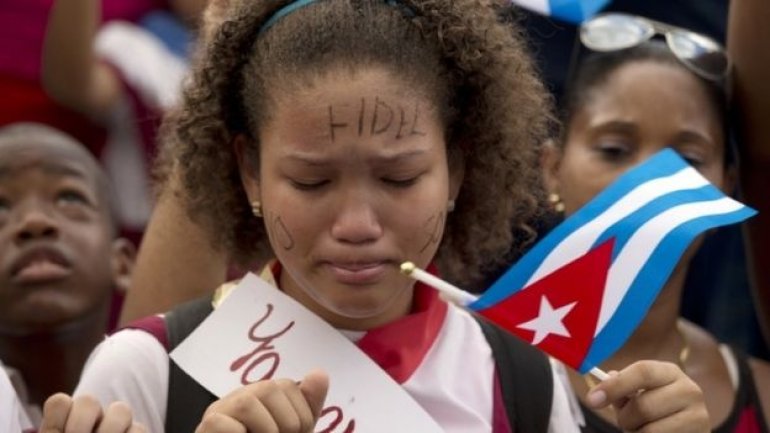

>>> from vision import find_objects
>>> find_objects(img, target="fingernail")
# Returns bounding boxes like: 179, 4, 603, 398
586, 389, 607, 407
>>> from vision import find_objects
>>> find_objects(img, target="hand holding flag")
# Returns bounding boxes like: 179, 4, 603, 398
402, 148, 756, 378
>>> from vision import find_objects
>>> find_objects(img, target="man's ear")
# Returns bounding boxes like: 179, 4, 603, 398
541, 138, 562, 195
233, 133, 261, 203
110, 238, 137, 294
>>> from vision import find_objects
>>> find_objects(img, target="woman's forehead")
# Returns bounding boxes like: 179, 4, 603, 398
258, 68, 443, 152
580, 61, 721, 124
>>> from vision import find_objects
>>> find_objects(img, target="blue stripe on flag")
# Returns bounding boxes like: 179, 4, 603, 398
471, 148, 690, 310
578, 204, 757, 372
549, 0, 611, 23
592, 185, 726, 260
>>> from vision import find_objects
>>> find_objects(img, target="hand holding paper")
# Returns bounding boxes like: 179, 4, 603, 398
196, 370, 329, 433
170, 273, 444, 433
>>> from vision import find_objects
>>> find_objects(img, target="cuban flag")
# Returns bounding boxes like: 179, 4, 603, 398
469, 148, 756, 373
511, 0, 611, 24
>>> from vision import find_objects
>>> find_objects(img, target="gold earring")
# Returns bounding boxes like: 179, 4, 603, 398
447, 200, 456, 212
548, 193, 565, 213
251, 201, 263, 218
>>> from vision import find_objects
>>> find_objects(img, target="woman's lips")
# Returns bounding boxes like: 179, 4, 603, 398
325, 262, 388, 285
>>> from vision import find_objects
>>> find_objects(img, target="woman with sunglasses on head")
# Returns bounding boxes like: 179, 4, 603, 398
541, 2, 770, 432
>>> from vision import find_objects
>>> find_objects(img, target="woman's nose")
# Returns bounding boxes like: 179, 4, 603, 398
330, 195, 383, 244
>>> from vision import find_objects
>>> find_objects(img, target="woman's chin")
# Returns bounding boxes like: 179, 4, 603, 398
306, 290, 411, 329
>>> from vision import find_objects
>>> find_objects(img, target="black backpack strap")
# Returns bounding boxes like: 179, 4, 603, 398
164, 296, 218, 433
476, 315, 553, 433
726, 346, 770, 433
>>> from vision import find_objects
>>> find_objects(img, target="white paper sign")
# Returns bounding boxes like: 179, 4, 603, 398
170, 273, 443, 432
1, 367, 34, 433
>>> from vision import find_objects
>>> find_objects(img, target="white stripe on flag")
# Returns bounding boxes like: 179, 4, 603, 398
596, 196, 745, 331
510, 0, 551, 16
525, 167, 708, 286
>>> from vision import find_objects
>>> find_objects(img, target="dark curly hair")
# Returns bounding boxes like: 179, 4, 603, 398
157, 0, 552, 289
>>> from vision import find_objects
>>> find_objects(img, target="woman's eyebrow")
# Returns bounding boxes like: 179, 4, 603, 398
674, 130, 716, 147
282, 149, 429, 166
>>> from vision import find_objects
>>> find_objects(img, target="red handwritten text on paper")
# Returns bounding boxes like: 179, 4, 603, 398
229, 303, 295, 384
316, 406, 356, 433
229, 303, 357, 431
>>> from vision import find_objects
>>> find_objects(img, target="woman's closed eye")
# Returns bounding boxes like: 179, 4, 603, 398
290, 178, 330, 191
672, 144, 709, 168
677, 153, 704, 168
381, 175, 420, 188
594, 139, 634, 162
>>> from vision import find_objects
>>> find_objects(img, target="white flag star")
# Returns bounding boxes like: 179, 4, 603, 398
517, 296, 577, 345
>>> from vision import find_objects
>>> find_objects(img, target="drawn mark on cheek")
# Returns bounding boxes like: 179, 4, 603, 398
270, 214, 295, 251
419, 211, 445, 253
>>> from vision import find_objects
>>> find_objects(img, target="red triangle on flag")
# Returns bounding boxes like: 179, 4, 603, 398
478, 238, 614, 369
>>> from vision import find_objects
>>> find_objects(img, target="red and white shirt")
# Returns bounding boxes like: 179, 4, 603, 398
75, 266, 581, 432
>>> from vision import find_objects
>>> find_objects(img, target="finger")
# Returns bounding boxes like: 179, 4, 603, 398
586, 361, 679, 409
96, 402, 132, 433
205, 386, 277, 432
127, 423, 147, 433
299, 369, 329, 419
40, 393, 74, 433
274, 379, 315, 432
619, 403, 709, 433
257, 381, 304, 432
585, 370, 623, 410
615, 375, 703, 432
196, 412, 248, 433
64, 395, 103, 433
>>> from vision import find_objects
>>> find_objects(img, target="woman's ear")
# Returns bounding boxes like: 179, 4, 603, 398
448, 152, 465, 203
233, 133, 261, 203
541, 138, 562, 195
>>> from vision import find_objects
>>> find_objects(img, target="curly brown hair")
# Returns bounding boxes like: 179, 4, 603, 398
158, 0, 552, 289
